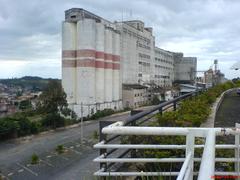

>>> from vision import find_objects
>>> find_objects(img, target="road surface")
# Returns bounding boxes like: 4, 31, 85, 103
0, 111, 130, 180
215, 89, 240, 127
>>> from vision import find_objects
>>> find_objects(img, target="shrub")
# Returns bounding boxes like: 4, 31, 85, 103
30, 121, 41, 134
91, 109, 115, 120
55, 145, 64, 154
17, 117, 32, 136
31, 153, 39, 164
92, 130, 99, 140
41, 113, 65, 129
0, 117, 20, 140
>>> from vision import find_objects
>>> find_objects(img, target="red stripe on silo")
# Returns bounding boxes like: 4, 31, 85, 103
96, 51, 105, 59
104, 53, 113, 61
77, 49, 95, 58
63, 49, 121, 64
76, 59, 95, 67
112, 55, 120, 62
104, 62, 113, 69
62, 60, 76, 67
62, 50, 76, 58
95, 61, 105, 68
113, 63, 120, 70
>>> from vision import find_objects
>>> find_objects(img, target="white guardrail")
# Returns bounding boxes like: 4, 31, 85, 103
94, 122, 240, 180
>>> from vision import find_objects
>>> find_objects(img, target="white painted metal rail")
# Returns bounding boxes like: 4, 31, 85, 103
94, 122, 240, 180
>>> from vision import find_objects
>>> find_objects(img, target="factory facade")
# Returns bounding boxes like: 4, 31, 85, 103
62, 8, 197, 116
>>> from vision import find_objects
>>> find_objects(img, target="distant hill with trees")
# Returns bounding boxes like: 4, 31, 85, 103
0, 76, 61, 91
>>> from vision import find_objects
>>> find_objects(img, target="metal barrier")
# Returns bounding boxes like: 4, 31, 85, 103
93, 90, 240, 180
94, 126, 240, 179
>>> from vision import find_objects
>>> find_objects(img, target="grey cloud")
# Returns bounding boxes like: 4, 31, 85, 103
0, 0, 240, 78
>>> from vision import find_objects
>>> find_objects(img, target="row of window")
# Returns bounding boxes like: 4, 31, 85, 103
139, 53, 151, 59
134, 93, 143, 97
155, 65, 173, 71
155, 57, 173, 65
139, 61, 150, 66
137, 41, 151, 50
155, 50, 173, 59
154, 75, 170, 79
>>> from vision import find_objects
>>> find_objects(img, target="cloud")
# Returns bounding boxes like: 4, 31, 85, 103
0, 0, 240, 79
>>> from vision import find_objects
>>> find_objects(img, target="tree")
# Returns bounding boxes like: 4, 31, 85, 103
38, 80, 68, 115
37, 80, 70, 129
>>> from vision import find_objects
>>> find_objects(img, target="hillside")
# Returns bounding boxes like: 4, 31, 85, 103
0, 76, 61, 91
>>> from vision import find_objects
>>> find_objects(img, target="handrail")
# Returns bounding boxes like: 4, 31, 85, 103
177, 153, 192, 180
123, 91, 196, 125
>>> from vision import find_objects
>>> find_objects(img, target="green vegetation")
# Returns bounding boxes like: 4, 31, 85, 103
0, 80, 72, 141
31, 153, 39, 164
154, 81, 237, 127
124, 81, 240, 174
91, 109, 115, 120
0, 76, 60, 91
19, 100, 32, 110
55, 145, 65, 154
92, 130, 99, 140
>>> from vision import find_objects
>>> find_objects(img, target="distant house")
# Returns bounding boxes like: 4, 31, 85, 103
179, 84, 201, 95
122, 84, 149, 108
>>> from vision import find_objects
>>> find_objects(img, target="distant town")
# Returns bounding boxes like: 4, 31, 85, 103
0, 76, 59, 117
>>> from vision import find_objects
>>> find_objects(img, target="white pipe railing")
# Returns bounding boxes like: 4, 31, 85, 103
177, 153, 192, 180
94, 142, 236, 149
94, 126, 240, 179
198, 130, 216, 180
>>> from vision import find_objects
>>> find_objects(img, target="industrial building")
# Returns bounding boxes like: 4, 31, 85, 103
122, 84, 149, 108
173, 53, 197, 84
115, 20, 155, 85
62, 8, 197, 116
154, 47, 174, 87
62, 8, 121, 116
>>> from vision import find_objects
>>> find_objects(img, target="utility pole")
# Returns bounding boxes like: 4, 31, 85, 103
81, 102, 83, 145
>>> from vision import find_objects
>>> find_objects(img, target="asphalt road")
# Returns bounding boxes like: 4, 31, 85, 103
215, 89, 240, 143
0, 111, 131, 180
215, 89, 240, 127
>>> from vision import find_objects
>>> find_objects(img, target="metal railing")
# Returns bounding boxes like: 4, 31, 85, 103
94, 126, 240, 180
93, 91, 240, 179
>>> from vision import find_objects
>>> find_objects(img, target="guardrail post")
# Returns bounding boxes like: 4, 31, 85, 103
186, 131, 194, 180
158, 107, 163, 115
173, 101, 177, 111
99, 121, 114, 180
130, 110, 142, 158
235, 123, 240, 179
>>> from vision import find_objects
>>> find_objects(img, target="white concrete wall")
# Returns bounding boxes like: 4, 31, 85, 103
76, 19, 96, 106
62, 22, 77, 104
104, 28, 113, 103
154, 47, 174, 87
95, 22, 105, 105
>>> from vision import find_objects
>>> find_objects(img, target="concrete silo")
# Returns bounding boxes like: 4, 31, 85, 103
62, 22, 77, 105
76, 19, 96, 115
112, 31, 121, 109
95, 22, 105, 110
104, 28, 113, 107
62, 8, 123, 117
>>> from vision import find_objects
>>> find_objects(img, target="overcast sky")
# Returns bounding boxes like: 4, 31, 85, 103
0, 0, 240, 79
